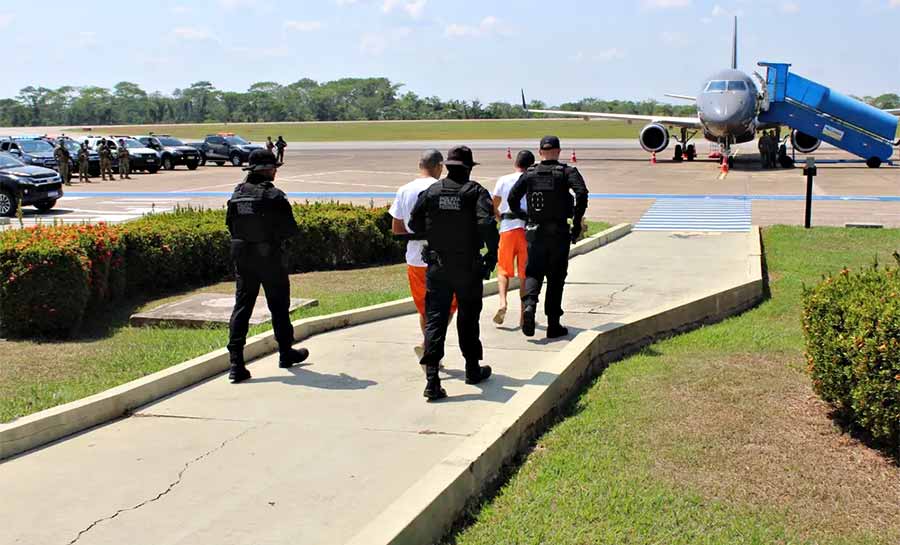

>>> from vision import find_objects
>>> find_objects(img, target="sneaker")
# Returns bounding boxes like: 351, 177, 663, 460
279, 348, 309, 368
522, 306, 536, 337
229, 366, 252, 384
492, 307, 507, 325
465, 365, 492, 385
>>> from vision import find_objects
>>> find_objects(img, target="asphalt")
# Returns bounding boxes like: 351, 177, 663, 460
0, 230, 757, 545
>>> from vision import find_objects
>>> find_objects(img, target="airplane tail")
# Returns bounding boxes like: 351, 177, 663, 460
731, 16, 738, 70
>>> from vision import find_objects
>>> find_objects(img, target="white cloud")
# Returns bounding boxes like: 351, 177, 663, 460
171, 5, 190, 14
780, 2, 800, 13
360, 27, 412, 55
172, 27, 213, 41
77, 31, 98, 48
711, 4, 744, 17
284, 20, 324, 32
891, 0, 900, 7
220, 0, 254, 8
641, 0, 691, 9
0, 13, 13, 29
444, 16, 512, 38
382, 0, 427, 18
661, 31, 689, 47
572, 48, 625, 64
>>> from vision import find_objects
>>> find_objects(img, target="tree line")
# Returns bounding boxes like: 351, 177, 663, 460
0, 78, 895, 127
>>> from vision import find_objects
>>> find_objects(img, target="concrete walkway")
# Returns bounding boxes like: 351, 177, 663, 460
1, 231, 756, 545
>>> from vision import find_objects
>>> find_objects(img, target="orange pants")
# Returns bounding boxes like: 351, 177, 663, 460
408, 266, 457, 315
498, 228, 528, 279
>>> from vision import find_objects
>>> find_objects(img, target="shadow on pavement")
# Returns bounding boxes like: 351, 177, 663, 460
252, 364, 378, 390
435, 369, 558, 404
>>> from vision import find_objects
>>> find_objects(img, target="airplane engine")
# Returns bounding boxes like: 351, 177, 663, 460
791, 130, 821, 154
639, 124, 670, 153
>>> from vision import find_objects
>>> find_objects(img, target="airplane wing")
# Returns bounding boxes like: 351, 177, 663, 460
525, 108, 702, 129
664, 93, 696, 102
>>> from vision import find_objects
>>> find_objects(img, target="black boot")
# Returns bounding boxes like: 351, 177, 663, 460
279, 347, 310, 369
423, 364, 447, 401
465, 361, 493, 385
546, 316, 569, 339
522, 305, 536, 337
228, 351, 251, 384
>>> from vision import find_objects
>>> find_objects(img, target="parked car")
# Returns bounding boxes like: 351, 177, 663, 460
136, 135, 201, 171
56, 137, 100, 176
0, 151, 64, 216
188, 133, 263, 167
0, 137, 59, 170
85, 137, 160, 174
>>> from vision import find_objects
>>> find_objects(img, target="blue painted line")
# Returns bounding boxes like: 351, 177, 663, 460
63, 191, 900, 203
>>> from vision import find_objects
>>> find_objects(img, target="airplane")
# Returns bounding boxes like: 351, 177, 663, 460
523, 17, 896, 169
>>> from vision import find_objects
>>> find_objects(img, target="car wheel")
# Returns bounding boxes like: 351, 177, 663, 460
163, 156, 175, 170
147, 166, 159, 174
0, 190, 17, 217
187, 162, 199, 171
215, 161, 225, 166
230, 154, 242, 167
34, 199, 57, 212
866, 157, 882, 169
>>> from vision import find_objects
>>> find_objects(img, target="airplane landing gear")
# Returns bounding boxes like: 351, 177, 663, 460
673, 144, 683, 162
673, 128, 698, 163
686, 144, 696, 161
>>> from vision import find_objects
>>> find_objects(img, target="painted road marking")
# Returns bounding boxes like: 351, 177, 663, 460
635, 199, 752, 232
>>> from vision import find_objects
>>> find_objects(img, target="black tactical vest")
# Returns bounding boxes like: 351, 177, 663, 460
228, 183, 274, 243
425, 179, 478, 256
523, 163, 573, 223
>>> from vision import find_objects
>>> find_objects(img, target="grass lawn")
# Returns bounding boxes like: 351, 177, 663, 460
452, 226, 900, 545
63, 119, 640, 143
0, 221, 611, 423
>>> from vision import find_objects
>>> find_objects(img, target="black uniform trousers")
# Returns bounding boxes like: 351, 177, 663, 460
227, 240, 295, 355
421, 255, 484, 369
522, 223, 571, 319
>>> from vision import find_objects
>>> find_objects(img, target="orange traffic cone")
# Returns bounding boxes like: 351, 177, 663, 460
650, 152, 657, 165
720, 155, 729, 175
570, 150, 577, 163
506, 147, 512, 160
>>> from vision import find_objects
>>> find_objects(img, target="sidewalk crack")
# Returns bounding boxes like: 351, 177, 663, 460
66, 425, 259, 545
593, 284, 634, 312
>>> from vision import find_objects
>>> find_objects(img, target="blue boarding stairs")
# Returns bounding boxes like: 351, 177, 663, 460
757, 62, 899, 168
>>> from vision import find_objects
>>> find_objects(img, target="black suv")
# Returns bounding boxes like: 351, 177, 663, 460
188, 134, 263, 167
0, 152, 64, 216
137, 135, 201, 171
0, 137, 59, 170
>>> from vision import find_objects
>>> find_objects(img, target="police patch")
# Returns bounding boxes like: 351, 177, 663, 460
439, 195, 462, 210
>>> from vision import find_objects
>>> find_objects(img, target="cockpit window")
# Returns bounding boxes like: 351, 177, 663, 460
705, 81, 727, 92
727, 80, 747, 91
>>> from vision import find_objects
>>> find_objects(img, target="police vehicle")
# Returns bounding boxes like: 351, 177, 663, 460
188, 133, 263, 167
0, 151, 64, 216
136, 135, 201, 171
86, 136, 160, 174
0, 137, 59, 170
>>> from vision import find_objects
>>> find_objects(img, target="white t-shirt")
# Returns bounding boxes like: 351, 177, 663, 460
492, 172, 528, 233
389, 177, 439, 267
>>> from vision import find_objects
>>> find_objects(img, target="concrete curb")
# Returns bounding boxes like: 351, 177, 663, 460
346, 226, 764, 545
0, 223, 632, 461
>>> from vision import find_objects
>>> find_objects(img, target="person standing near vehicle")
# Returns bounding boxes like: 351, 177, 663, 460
491, 150, 534, 328
78, 141, 91, 183
409, 146, 498, 401
508, 136, 589, 339
54, 141, 71, 186
226, 149, 309, 383
117, 139, 131, 180
758, 132, 770, 169
275, 136, 287, 164
98, 139, 114, 181
266, 136, 275, 153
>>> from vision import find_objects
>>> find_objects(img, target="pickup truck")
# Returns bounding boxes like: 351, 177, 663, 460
188, 134, 263, 167
0, 151, 64, 216
137, 135, 201, 171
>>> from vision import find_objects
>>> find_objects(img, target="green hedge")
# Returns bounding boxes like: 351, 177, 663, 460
802, 256, 900, 449
0, 203, 403, 338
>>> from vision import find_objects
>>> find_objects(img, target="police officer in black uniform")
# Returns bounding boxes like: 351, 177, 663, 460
226, 149, 309, 383
508, 136, 589, 339
409, 146, 499, 401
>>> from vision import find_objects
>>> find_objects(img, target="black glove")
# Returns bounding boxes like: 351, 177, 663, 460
481, 254, 497, 280
570, 222, 583, 244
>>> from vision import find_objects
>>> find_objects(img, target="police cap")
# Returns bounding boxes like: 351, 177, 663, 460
444, 145, 479, 168
540, 135, 561, 150
244, 149, 283, 171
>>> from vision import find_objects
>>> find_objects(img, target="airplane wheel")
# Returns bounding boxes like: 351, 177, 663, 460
673, 144, 683, 162
866, 157, 882, 169
686, 144, 696, 161
727, 156, 735, 169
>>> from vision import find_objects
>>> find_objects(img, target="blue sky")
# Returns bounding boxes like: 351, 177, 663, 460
0, 0, 898, 104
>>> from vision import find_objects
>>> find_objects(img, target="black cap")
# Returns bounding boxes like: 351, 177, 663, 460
540, 135, 561, 150
444, 145, 479, 168
243, 149, 283, 171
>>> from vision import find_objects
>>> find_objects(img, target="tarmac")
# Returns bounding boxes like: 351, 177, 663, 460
0, 229, 757, 545
8, 139, 899, 229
